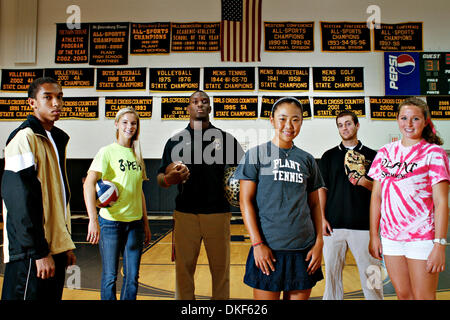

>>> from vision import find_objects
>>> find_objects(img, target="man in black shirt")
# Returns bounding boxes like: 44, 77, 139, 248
318, 110, 383, 300
157, 90, 243, 300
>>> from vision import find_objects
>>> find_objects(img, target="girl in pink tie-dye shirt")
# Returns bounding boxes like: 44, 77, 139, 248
368, 97, 449, 300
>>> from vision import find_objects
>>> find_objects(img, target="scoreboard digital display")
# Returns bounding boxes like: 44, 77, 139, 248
420, 52, 450, 95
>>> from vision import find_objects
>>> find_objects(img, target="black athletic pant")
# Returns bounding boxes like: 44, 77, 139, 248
1, 253, 67, 300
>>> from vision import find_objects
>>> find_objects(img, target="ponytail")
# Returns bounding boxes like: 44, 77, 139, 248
422, 121, 443, 145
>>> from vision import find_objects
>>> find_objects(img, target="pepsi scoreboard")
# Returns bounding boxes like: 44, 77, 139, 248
385, 52, 450, 95
420, 53, 450, 95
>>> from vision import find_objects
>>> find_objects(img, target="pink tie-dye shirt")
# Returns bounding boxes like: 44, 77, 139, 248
368, 139, 450, 241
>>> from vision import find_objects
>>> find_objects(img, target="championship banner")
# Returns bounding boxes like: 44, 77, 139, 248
89, 23, 129, 65
105, 97, 153, 119
1, 69, 44, 92
264, 22, 314, 52
260, 96, 311, 119
312, 67, 364, 91
420, 52, 450, 95
258, 67, 309, 91
374, 22, 423, 51
130, 22, 171, 55
426, 96, 450, 120
44, 68, 94, 88
369, 96, 409, 120
96, 68, 146, 91
320, 22, 371, 52
149, 68, 200, 92
384, 52, 420, 95
55, 23, 89, 64
213, 96, 258, 119
161, 96, 190, 120
171, 22, 220, 52
60, 97, 99, 119
204, 67, 255, 91
313, 96, 365, 118
0, 97, 30, 120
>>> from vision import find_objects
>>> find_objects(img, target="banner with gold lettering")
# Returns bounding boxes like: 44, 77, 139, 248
0, 97, 99, 120
0, 97, 30, 120
171, 22, 220, 52
130, 22, 171, 55
374, 22, 423, 51
44, 68, 94, 88
313, 67, 364, 91
149, 68, 200, 92
96, 68, 146, 91
320, 22, 371, 52
213, 96, 258, 119
259, 67, 309, 91
1, 69, 44, 92
426, 96, 450, 120
89, 23, 129, 65
264, 22, 314, 52
60, 97, 99, 119
161, 96, 190, 120
260, 96, 311, 119
105, 96, 153, 119
313, 96, 366, 118
55, 23, 89, 64
204, 67, 255, 91
369, 96, 409, 120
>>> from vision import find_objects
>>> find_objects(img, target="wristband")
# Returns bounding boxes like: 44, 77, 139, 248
252, 241, 264, 247
163, 174, 171, 186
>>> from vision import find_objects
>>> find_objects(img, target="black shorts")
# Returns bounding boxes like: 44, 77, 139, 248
244, 246, 324, 292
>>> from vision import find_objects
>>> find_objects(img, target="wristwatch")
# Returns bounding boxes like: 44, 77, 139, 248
433, 238, 448, 245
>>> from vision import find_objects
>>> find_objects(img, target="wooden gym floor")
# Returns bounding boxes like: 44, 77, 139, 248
0, 216, 449, 300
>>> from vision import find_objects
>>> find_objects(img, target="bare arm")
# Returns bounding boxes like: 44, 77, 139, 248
240, 179, 276, 275
157, 173, 170, 188
83, 170, 101, 244
306, 189, 323, 274
426, 181, 449, 273
369, 180, 382, 260
357, 175, 373, 191
318, 187, 332, 236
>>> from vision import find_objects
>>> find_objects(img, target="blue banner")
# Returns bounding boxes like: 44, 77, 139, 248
384, 52, 420, 95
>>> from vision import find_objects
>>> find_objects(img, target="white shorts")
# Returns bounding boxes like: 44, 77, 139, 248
381, 237, 434, 260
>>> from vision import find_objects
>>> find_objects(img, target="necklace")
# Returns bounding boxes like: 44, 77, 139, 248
280, 144, 295, 158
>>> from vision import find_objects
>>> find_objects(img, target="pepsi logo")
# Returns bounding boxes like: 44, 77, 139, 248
396, 54, 416, 75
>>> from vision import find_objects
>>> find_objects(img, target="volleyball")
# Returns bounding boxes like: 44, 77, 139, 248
96, 179, 119, 208
223, 166, 240, 207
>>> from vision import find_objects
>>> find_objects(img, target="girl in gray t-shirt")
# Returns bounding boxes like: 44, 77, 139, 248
234, 97, 324, 300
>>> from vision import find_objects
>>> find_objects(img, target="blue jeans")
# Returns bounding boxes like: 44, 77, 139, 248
98, 215, 144, 300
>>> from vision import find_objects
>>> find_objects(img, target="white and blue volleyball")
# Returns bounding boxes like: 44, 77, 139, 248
96, 179, 119, 208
